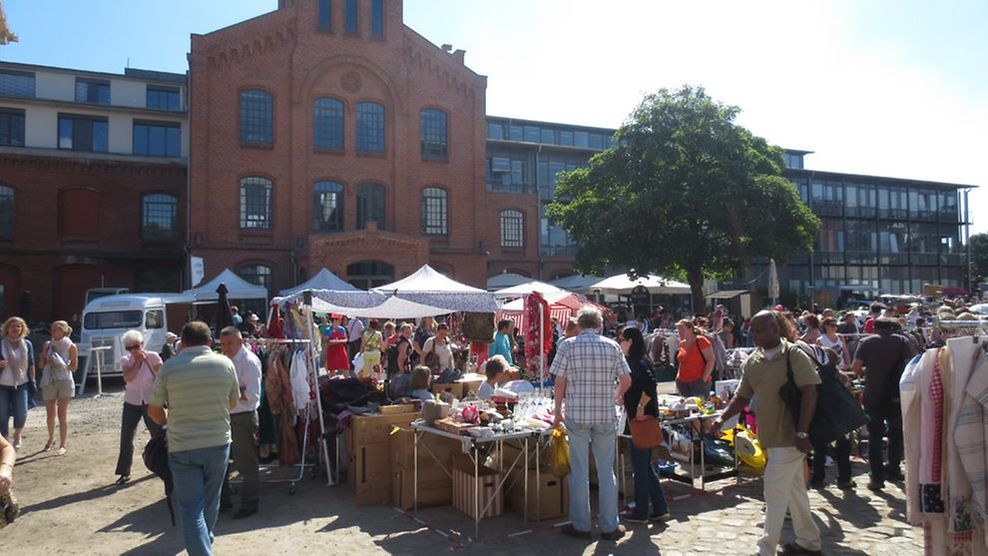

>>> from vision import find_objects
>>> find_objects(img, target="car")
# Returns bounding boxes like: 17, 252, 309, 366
968, 303, 988, 316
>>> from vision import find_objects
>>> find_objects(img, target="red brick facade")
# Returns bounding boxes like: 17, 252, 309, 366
0, 152, 186, 323
188, 0, 492, 292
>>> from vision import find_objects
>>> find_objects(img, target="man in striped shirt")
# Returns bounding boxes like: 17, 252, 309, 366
551, 307, 631, 542
149, 321, 239, 556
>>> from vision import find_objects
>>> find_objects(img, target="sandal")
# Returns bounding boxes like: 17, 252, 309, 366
56, 447, 67, 456
43, 441, 54, 452
115, 475, 131, 486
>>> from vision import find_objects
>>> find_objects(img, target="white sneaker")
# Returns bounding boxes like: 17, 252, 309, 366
13, 438, 21, 450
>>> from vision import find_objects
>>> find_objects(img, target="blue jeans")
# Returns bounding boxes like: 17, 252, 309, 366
0, 384, 29, 440
628, 439, 669, 518
168, 444, 230, 556
566, 421, 619, 533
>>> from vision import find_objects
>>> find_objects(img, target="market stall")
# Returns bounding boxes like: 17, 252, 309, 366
183, 268, 268, 303
493, 280, 566, 299
279, 268, 360, 296
371, 264, 500, 313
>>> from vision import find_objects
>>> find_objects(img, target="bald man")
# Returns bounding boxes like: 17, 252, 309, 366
711, 311, 822, 556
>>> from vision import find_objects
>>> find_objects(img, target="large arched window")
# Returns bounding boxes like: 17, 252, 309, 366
356, 183, 385, 230
500, 209, 524, 248
313, 97, 344, 150
141, 193, 178, 241
420, 108, 447, 160
0, 185, 13, 240
237, 264, 273, 313
240, 89, 273, 145
346, 260, 394, 290
356, 102, 385, 153
313, 181, 344, 232
240, 177, 273, 230
421, 187, 447, 236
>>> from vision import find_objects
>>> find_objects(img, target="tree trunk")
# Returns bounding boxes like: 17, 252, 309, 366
687, 267, 705, 316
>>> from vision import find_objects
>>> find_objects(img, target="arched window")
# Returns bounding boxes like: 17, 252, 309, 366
356, 102, 385, 153
237, 264, 273, 296
500, 210, 524, 248
142, 193, 178, 241
421, 187, 447, 236
356, 183, 385, 230
0, 185, 13, 240
240, 177, 273, 230
346, 260, 394, 290
420, 108, 447, 160
314, 181, 344, 232
313, 97, 344, 150
240, 89, 273, 145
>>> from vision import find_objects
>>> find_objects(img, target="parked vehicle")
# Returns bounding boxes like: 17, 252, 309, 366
79, 293, 194, 377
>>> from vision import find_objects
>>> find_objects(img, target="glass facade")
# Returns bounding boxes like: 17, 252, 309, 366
146, 86, 181, 111
0, 70, 35, 98
58, 114, 108, 152
75, 78, 110, 104
486, 118, 614, 150
133, 121, 181, 157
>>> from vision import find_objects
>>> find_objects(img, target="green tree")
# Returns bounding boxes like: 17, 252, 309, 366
0, 1, 17, 45
547, 85, 820, 310
971, 233, 988, 286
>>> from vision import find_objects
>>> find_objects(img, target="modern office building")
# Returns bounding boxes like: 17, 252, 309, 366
0, 61, 188, 322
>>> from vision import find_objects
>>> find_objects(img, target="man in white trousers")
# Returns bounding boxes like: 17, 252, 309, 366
711, 311, 822, 556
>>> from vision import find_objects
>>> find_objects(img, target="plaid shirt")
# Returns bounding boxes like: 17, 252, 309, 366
549, 330, 630, 425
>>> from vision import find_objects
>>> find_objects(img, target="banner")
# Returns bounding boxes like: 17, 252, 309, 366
190, 256, 205, 288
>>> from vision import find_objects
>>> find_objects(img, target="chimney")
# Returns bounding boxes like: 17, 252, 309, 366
452, 49, 466, 65
441, 44, 453, 53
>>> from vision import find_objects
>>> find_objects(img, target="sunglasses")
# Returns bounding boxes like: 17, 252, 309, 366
126, 345, 141, 351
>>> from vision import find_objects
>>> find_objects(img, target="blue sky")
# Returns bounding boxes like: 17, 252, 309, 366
2, 0, 985, 234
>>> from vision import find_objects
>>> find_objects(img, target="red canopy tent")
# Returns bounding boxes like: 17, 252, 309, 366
497, 291, 610, 331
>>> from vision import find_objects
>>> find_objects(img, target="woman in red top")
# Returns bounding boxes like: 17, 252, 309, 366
674, 319, 715, 398
324, 314, 350, 373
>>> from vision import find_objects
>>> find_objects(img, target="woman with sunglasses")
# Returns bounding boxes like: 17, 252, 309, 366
113, 329, 163, 485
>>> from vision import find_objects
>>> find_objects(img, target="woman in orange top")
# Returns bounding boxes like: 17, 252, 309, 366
674, 319, 714, 398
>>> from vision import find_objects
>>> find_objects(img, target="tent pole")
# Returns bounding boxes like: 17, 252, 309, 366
303, 290, 333, 486
539, 300, 545, 396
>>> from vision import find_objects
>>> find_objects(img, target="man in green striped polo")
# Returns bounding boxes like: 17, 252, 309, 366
149, 321, 239, 556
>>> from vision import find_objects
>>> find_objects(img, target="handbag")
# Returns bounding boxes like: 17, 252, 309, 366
424, 339, 441, 373
628, 415, 663, 450
779, 345, 869, 445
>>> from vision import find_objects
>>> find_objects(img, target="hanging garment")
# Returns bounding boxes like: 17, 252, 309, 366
950, 337, 988, 550
290, 348, 311, 412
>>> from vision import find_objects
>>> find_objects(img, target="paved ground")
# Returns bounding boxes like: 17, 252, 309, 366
3, 383, 922, 555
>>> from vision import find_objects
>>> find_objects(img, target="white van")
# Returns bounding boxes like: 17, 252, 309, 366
80, 293, 194, 377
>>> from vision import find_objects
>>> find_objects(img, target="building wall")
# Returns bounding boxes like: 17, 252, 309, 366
188, 0, 490, 293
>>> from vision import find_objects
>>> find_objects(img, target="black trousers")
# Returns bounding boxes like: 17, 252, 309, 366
115, 402, 162, 476
866, 403, 903, 483
811, 435, 851, 484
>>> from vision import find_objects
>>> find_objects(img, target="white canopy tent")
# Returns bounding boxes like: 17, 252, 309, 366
279, 268, 359, 296
486, 272, 532, 291
493, 280, 566, 299
590, 273, 691, 295
371, 264, 500, 313
550, 274, 602, 294
307, 295, 453, 319
183, 268, 268, 302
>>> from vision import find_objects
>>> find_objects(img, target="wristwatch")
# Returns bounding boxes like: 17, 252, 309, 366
796, 432, 809, 439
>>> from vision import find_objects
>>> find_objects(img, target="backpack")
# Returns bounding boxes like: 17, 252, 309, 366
387, 337, 410, 376
143, 429, 176, 526
698, 333, 727, 377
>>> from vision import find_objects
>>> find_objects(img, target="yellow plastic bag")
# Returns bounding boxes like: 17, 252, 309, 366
551, 427, 571, 478
734, 426, 766, 470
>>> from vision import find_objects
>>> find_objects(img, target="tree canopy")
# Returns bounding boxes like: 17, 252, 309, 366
0, 1, 17, 45
971, 232, 988, 287
546, 85, 820, 310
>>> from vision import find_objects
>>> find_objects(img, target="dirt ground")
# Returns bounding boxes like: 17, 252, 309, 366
3, 381, 922, 555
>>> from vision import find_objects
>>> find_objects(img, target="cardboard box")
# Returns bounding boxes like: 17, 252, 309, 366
389, 426, 465, 471
380, 403, 417, 415
392, 464, 453, 510
431, 382, 463, 399
456, 377, 484, 397
349, 412, 420, 449
348, 442, 392, 506
452, 455, 503, 520
507, 468, 569, 520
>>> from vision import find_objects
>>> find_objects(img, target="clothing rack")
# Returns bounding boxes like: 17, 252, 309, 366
247, 336, 333, 492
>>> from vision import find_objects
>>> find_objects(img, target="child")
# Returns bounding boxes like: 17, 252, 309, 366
409, 365, 433, 402
476, 355, 507, 400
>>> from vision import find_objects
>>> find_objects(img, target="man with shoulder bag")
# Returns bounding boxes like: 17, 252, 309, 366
710, 311, 822, 556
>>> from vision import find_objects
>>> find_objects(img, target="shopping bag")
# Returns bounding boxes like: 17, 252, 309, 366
550, 427, 571, 478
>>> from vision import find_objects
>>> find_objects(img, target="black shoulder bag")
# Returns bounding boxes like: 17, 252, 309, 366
779, 345, 869, 445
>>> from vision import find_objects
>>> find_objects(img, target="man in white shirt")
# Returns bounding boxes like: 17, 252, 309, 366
347, 317, 365, 367
218, 326, 262, 519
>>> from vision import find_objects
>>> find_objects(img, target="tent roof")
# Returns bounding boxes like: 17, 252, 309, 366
309, 295, 453, 319
183, 268, 267, 301
498, 291, 582, 312
590, 273, 691, 295
549, 274, 602, 293
493, 280, 566, 299
487, 272, 532, 291
279, 268, 359, 296
373, 264, 485, 294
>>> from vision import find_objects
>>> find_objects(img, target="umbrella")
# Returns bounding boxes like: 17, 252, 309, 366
214, 283, 234, 334
768, 259, 780, 305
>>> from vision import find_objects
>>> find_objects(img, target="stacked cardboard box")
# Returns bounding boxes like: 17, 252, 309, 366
347, 408, 420, 506
452, 455, 503, 520
507, 467, 569, 520
389, 426, 462, 510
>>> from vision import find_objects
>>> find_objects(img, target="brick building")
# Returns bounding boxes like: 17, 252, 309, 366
187, 0, 491, 296
0, 62, 188, 323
